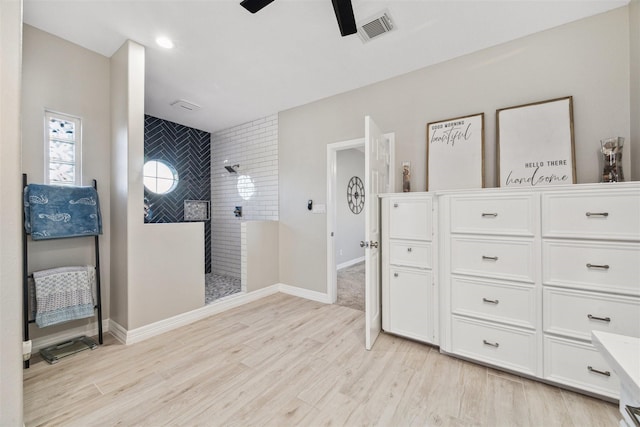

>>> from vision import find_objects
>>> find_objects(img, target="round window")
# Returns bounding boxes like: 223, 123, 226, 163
143, 160, 179, 194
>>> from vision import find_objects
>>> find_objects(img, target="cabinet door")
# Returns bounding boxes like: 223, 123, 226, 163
387, 267, 432, 343
389, 198, 432, 241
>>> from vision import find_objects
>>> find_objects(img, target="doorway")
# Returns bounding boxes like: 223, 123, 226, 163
335, 146, 366, 311
326, 131, 395, 309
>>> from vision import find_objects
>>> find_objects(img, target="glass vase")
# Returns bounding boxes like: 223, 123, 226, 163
600, 137, 624, 183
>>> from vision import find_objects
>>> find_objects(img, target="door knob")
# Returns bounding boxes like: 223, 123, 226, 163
360, 241, 369, 248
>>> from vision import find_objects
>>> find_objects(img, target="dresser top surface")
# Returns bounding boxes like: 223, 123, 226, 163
380, 181, 640, 198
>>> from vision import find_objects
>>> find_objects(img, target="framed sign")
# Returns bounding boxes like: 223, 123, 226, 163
427, 113, 484, 191
497, 96, 576, 187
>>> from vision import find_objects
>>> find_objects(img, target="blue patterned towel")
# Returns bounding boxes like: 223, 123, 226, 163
33, 266, 95, 328
24, 184, 102, 240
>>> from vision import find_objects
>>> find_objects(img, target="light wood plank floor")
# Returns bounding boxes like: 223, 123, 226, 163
24, 293, 620, 426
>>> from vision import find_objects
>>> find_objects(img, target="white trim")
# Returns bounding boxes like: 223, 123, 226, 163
278, 283, 332, 304
108, 285, 331, 345
34, 284, 332, 349
326, 132, 395, 305
30, 319, 110, 352
119, 286, 280, 345
327, 138, 365, 305
337, 256, 365, 270
44, 109, 83, 186
108, 319, 128, 344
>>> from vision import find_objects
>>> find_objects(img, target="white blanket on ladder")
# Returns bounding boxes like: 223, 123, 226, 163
33, 265, 95, 328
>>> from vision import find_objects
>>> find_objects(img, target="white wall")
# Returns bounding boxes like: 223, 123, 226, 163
211, 114, 278, 278
279, 7, 632, 293
0, 0, 24, 424
242, 221, 279, 292
110, 40, 205, 330
109, 40, 132, 328
21, 25, 112, 339
631, 0, 639, 181
130, 223, 204, 326
336, 148, 365, 267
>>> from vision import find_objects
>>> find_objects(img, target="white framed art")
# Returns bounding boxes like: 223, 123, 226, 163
497, 96, 576, 188
427, 113, 484, 191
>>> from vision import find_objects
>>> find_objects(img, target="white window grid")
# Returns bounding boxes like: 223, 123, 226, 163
44, 110, 82, 186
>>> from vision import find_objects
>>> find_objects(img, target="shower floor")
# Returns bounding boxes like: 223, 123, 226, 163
205, 273, 242, 304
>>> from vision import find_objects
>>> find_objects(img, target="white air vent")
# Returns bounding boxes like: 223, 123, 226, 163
170, 99, 201, 112
357, 10, 395, 43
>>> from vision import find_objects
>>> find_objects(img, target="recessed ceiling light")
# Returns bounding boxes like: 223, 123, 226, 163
156, 36, 174, 49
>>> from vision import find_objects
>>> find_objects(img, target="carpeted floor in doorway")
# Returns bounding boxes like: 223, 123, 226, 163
337, 261, 365, 312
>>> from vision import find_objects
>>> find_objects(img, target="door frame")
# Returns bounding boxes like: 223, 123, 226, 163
326, 133, 395, 303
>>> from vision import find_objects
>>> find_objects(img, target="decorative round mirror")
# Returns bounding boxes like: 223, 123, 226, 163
347, 176, 365, 214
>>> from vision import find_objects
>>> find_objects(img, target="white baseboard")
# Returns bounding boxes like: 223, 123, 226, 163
121, 285, 281, 345
108, 319, 127, 344
53, 284, 331, 348
278, 283, 332, 304
30, 319, 110, 352
337, 256, 365, 270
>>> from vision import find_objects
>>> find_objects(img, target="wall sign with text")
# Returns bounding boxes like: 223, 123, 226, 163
427, 113, 484, 191
497, 96, 576, 188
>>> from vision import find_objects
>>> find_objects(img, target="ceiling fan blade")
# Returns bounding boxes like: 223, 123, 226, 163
240, 0, 274, 14
331, 0, 357, 36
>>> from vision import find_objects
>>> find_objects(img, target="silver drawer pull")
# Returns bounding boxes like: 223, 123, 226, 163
482, 256, 498, 261
586, 212, 609, 217
586, 263, 610, 270
587, 314, 611, 322
481, 213, 498, 217
482, 298, 499, 305
625, 406, 640, 427
393, 203, 399, 208
483, 340, 499, 348
587, 366, 611, 377
393, 273, 399, 278
407, 247, 412, 253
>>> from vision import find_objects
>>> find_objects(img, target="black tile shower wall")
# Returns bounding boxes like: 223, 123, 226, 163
144, 115, 212, 273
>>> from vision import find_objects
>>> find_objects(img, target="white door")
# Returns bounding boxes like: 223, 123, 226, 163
364, 116, 390, 350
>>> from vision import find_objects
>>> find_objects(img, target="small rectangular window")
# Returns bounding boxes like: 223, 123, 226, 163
44, 110, 82, 185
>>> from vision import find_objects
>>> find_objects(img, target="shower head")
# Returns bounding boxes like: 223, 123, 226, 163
224, 164, 240, 173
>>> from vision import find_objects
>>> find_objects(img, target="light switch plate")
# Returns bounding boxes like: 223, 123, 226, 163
312, 204, 326, 214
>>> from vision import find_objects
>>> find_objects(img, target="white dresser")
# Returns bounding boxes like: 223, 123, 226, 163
380, 193, 437, 345
441, 191, 541, 376
541, 187, 640, 398
438, 183, 640, 399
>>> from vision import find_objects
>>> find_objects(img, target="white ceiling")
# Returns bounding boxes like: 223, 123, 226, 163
23, 0, 628, 134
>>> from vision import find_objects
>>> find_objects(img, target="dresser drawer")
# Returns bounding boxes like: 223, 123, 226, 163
451, 277, 536, 329
544, 335, 620, 398
543, 287, 640, 341
451, 237, 536, 283
389, 197, 432, 241
451, 316, 537, 375
543, 240, 640, 295
389, 241, 432, 269
542, 189, 640, 241
450, 194, 537, 236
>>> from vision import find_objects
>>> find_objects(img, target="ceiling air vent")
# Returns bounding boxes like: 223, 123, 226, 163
170, 99, 201, 112
357, 10, 395, 43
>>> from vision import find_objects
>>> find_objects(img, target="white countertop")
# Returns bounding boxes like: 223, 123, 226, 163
592, 331, 640, 399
